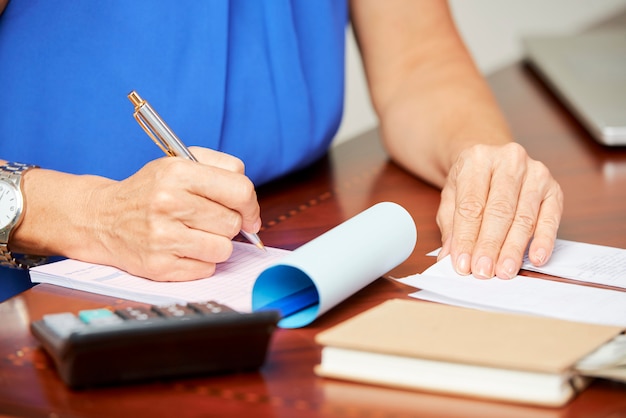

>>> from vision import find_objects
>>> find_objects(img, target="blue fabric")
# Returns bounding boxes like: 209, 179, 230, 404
0, 0, 348, 299
0, 268, 33, 302
0, 0, 347, 184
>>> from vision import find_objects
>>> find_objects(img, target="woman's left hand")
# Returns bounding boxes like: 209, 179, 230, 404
436, 142, 563, 279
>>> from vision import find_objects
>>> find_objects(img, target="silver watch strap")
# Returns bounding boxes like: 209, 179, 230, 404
0, 161, 35, 184
0, 162, 47, 269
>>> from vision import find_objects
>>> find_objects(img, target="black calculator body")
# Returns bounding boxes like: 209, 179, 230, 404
30, 301, 280, 389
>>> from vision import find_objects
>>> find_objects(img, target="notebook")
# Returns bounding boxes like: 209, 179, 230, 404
523, 29, 626, 145
315, 299, 626, 407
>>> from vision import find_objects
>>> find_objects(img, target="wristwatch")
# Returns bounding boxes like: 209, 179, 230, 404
0, 162, 46, 269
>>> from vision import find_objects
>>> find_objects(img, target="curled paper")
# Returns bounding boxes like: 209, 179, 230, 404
252, 202, 417, 328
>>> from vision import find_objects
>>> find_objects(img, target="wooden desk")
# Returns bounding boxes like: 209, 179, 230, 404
2, 30, 626, 418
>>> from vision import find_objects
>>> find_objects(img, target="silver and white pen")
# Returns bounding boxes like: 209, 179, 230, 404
128, 90, 265, 251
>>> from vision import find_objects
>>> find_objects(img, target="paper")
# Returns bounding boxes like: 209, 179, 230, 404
428, 239, 626, 290
521, 239, 626, 289
30, 242, 289, 311
397, 246, 626, 327
30, 202, 417, 328
252, 202, 417, 328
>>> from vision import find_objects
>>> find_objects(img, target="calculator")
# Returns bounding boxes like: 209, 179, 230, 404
30, 301, 280, 389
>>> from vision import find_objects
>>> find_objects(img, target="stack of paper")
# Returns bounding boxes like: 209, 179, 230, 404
397, 239, 626, 327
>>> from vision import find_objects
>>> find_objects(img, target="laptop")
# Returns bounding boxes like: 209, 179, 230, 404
523, 30, 626, 146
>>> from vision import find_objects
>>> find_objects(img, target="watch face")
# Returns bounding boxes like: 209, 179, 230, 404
0, 181, 20, 230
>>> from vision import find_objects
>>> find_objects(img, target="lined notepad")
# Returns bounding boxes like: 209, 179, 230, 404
30, 242, 289, 310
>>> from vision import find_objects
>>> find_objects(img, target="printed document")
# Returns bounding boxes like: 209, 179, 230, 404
398, 239, 626, 327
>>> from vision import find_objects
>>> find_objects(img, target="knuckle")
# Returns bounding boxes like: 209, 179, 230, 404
464, 143, 489, 158
503, 142, 527, 161
224, 212, 243, 237
456, 198, 485, 221
230, 178, 257, 208
222, 156, 245, 174
552, 182, 564, 205
476, 237, 502, 254
435, 210, 445, 230
507, 141, 526, 154
531, 159, 549, 176
499, 245, 525, 261
140, 256, 170, 281
198, 263, 217, 279
213, 239, 234, 263
536, 213, 560, 232
148, 189, 178, 213
485, 198, 517, 221
238, 178, 257, 201
162, 157, 190, 177
513, 212, 536, 235
232, 157, 246, 174
143, 223, 171, 250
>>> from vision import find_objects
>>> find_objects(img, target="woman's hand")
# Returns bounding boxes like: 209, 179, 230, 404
436, 142, 563, 279
81, 147, 261, 282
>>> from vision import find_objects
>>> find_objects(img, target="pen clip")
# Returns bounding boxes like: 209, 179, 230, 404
132, 112, 177, 157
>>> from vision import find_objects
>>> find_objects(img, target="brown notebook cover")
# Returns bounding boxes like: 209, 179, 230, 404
315, 299, 623, 406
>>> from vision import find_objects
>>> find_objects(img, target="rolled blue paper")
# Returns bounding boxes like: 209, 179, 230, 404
252, 202, 417, 328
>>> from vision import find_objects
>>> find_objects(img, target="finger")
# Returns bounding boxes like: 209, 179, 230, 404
129, 164, 246, 240
141, 257, 218, 282
448, 147, 492, 275
436, 178, 456, 261
168, 160, 262, 233
142, 215, 235, 264
120, 228, 234, 282
189, 146, 246, 174
176, 228, 235, 264
199, 168, 261, 233
172, 192, 244, 239
527, 179, 563, 267
494, 161, 563, 278
493, 161, 545, 279
471, 145, 526, 279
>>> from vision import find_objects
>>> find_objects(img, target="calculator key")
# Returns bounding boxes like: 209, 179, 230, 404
152, 304, 198, 318
78, 309, 124, 326
42, 313, 87, 338
115, 306, 161, 322
188, 301, 235, 315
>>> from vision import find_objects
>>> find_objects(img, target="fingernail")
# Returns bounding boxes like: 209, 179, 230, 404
475, 256, 493, 279
455, 253, 471, 275
253, 219, 262, 232
500, 258, 518, 280
533, 247, 547, 265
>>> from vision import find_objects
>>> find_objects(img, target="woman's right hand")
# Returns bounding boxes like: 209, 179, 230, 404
14, 148, 262, 282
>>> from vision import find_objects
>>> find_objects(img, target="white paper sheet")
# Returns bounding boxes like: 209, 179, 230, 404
397, 248, 626, 327
30, 242, 289, 311
521, 239, 626, 289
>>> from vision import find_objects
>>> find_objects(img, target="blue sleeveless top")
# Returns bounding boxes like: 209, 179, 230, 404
0, 1, 348, 300
0, 0, 347, 185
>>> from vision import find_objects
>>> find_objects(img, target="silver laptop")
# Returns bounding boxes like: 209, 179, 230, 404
523, 30, 626, 146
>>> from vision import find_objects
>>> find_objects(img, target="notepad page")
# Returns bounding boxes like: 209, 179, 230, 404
30, 242, 290, 311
